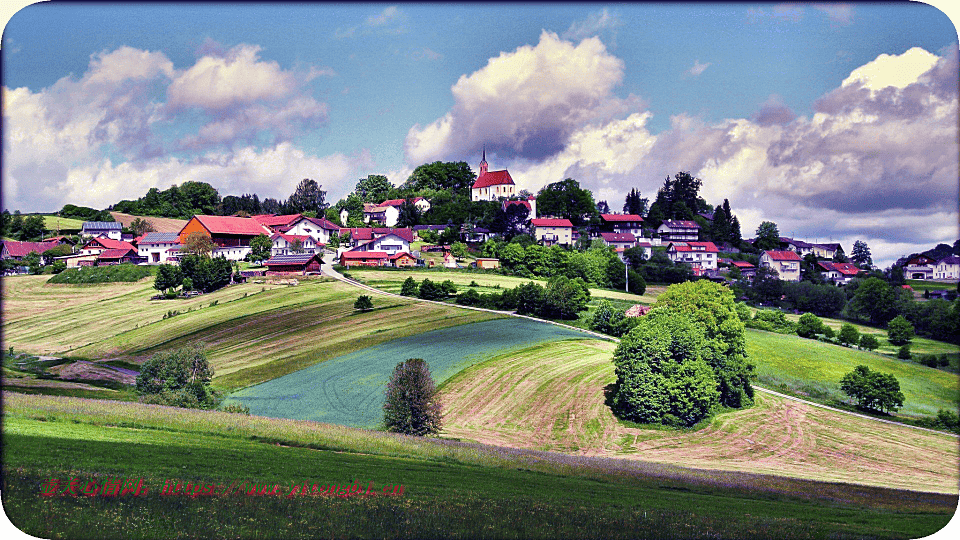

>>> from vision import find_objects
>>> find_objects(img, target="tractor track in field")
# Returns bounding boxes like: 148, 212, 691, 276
321, 253, 957, 438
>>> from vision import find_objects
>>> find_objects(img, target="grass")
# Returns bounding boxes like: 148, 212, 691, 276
439, 340, 959, 494
2, 392, 956, 539
745, 328, 959, 417
46, 263, 156, 284
41, 214, 86, 231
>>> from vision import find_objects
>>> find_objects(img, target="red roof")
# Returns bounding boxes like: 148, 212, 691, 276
472, 170, 515, 189
531, 218, 573, 228
379, 197, 424, 207
390, 252, 416, 260
732, 261, 755, 268
819, 262, 861, 276
341, 228, 374, 241
252, 214, 303, 228
599, 232, 636, 243
601, 214, 644, 222
97, 248, 136, 259
83, 237, 135, 251
503, 200, 532, 212
270, 233, 314, 244
2, 241, 61, 257
190, 215, 271, 236
764, 250, 802, 261
340, 251, 389, 260
670, 241, 719, 253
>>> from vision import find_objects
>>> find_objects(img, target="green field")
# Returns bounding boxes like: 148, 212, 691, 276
41, 214, 86, 231
229, 318, 598, 427
746, 329, 959, 417
3, 392, 955, 539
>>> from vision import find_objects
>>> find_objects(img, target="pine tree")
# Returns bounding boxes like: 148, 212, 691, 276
383, 358, 442, 436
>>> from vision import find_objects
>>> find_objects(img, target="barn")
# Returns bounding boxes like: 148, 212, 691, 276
263, 253, 324, 275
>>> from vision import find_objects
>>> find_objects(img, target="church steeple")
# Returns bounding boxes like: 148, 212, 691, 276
479, 146, 488, 175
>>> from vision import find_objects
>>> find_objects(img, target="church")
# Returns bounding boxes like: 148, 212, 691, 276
470, 150, 516, 202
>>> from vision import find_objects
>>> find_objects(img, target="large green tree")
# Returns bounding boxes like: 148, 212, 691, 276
754, 221, 781, 251
383, 358, 442, 436
851, 240, 873, 268
622, 187, 648, 216
286, 178, 328, 214
840, 365, 904, 414
536, 178, 597, 226
249, 234, 273, 264
135, 344, 219, 409
354, 175, 394, 203
844, 277, 901, 325
403, 161, 476, 195
653, 280, 754, 408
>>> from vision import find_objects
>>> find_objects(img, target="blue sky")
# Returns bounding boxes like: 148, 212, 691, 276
2, 2, 958, 266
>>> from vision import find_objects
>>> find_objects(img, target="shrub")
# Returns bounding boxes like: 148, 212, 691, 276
859, 334, 880, 351
897, 344, 911, 360
135, 344, 220, 410
440, 280, 457, 296
750, 309, 796, 334
354, 295, 373, 311
400, 277, 419, 297
919, 354, 939, 368
455, 289, 481, 306
382, 358, 442, 436
887, 315, 915, 345
417, 278, 444, 301
796, 313, 825, 339
839, 365, 904, 414
837, 323, 860, 347
219, 403, 251, 415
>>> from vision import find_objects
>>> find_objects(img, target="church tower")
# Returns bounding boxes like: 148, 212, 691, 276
479, 147, 488, 176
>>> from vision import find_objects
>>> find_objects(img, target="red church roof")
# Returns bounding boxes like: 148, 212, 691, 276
472, 170, 515, 189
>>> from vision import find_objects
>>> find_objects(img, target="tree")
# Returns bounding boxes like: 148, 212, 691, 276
838, 323, 860, 347
887, 315, 915, 345
286, 178, 328, 215
153, 264, 183, 295
290, 238, 304, 253
840, 365, 904, 414
844, 277, 901, 325
400, 277, 419, 297
611, 309, 720, 427
541, 275, 591, 319
397, 200, 421, 228
20, 215, 47, 240
859, 334, 880, 351
354, 174, 394, 203
184, 231, 215, 257
403, 161, 476, 195
653, 281, 754, 408
130, 217, 156, 236
754, 221, 781, 251
623, 188, 648, 216
135, 344, 219, 409
450, 242, 468, 259
596, 200, 611, 215
536, 178, 597, 226
249, 234, 273, 264
354, 295, 373, 311
796, 313, 826, 339
417, 278, 444, 301
382, 358, 442, 436
851, 240, 873, 268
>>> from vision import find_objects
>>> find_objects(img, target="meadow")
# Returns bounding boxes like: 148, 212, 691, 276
439, 339, 959, 494
3, 392, 956, 539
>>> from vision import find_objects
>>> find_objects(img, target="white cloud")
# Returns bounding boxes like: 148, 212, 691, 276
562, 8, 623, 43
840, 47, 938, 93
688, 59, 711, 77
366, 6, 401, 27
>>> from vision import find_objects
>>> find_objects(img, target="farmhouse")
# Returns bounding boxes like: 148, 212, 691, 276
137, 232, 182, 264
760, 250, 801, 281
600, 214, 644, 237
340, 251, 389, 267
666, 242, 719, 272
657, 220, 700, 242
903, 254, 937, 280
531, 218, 574, 247
599, 232, 637, 251
471, 150, 516, 202
284, 215, 341, 245
730, 260, 756, 279
390, 252, 417, 267
252, 214, 303, 232
473, 258, 500, 270
263, 253, 324, 275
1, 241, 61, 263
79, 237, 137, 256
818, 261, 862, 284
348, 232, 411, 256
96, 247, 142, 266
339, 228, 414, 250
81, 221, 123, 240
178, 215, 272, 261
934, 255, 960, 280
269, 233, 317, 256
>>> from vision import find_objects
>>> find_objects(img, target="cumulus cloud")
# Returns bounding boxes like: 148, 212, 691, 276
405, 30, 636, 163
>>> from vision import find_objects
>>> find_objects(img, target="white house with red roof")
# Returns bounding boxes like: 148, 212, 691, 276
0, 241, 62, 269
599, 232, 637, 251
666, 242, 719, 271
471, 150, 516, 202
760, 250, 802, 281
178, 215, 272, 261
348, 232, 410, 256
600, 214, 644, 237
284, 215, 341, 245
269, 233, 317, 256
79, 237, 137, 256
657, 220, 700, 242
817, 261, 862, 284
531, 218, 574, 247
903, 254, 937, 280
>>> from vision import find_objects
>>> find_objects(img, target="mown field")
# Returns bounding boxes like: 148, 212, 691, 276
3, 392, 956, 539
439, 339, 960, 494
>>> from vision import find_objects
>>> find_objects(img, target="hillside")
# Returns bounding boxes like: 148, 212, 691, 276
110, 211, 189, 233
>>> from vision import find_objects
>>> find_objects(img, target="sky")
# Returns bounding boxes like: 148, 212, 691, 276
1, 2, 958, 268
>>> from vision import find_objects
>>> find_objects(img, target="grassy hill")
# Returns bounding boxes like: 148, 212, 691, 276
3, 392, 955, 539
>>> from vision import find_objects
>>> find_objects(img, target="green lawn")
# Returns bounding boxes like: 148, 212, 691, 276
3, 392, 954, 539
746, 328, 959, 417
41, 214, 86, 231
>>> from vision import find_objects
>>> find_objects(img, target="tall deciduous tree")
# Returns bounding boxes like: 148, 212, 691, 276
183, 231, 214, 257
249, 234, 273, 264
536, 178, 597, 226
286, 179, 328, 214
354, 175, 394, 203
851, 240, 873, 268
403, 161, 476, 195
754, 221, 781, 251
840, 365, 904, 414
383, 358, 442, 436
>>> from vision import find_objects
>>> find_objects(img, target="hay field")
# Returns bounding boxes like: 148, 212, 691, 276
110, 211, 188, 232
439, 339, 959, 494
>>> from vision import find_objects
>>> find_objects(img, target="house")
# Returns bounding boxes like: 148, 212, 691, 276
760, 250, 802, 281
813, 243, 840, 259
177, 215, 272, 261
665, 242, 719, 271
657, 220, 700, 242
443, 252, 460, 268
339, 228, 414, 249
363, 203, 400, 227
390, 252, 417, 268
96, 247, 142, 266
40, 236, 76, 246
81, 221, 123, 240
903, 254, 937, 280
599, 232, 637, 251
284, 215, 341, 245
340, 251, 389, 267
473, 258, 500, 270
349, 232, 410, 256
380, 197, 431, 213
633, 241, 654, 260
78, 237, 137, 256
263, 253, 324, 275
730, 260, 756, 280
600, 214, 644, 237
137, 232, 183, 264
817, 261, 862, 285
471, 150, 516, 202
779, 237, 817, 257
1, 241, 61, 263
252, 214, 303, 232
460, 225, 492, 243
269, 233, 317, 257
531, 218, 574, 247
502, 197, 537, 219
934, 255, 960, 280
